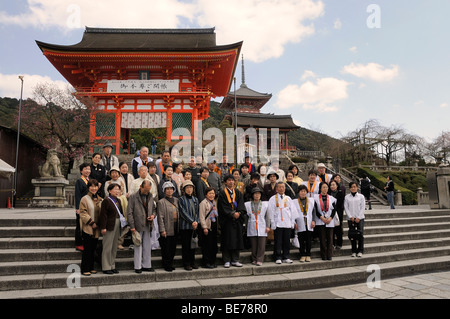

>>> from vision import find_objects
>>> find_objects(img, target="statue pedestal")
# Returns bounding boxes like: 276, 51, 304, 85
29, 177, 70, 208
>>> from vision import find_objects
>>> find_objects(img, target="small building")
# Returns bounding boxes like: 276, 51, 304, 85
0, 125, 47, 207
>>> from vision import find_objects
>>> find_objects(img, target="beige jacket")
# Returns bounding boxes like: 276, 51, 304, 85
199, 198, 217, 231
157, 197, 179, 236
79, 193, 103, 238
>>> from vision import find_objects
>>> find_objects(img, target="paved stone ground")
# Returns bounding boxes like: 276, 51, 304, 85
232, 270, 450, 299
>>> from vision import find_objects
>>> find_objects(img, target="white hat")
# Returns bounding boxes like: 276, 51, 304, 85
317, 163, 327, 168
162, 181, 175, 192
132, 231, 141, 246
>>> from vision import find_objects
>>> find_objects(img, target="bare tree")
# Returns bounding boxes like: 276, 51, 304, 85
426, 131, 450, 164
19, 83, 96, 172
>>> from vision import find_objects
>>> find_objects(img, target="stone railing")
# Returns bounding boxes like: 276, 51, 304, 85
359, 164, 438, 173
416, 188, 430, 205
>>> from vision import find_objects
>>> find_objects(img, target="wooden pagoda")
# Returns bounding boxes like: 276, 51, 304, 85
36, 27, 242, 154
220, 56, 299, 156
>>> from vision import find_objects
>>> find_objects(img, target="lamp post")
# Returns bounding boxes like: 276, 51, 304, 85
234, 77, 238, 166
13, 76, 24, 208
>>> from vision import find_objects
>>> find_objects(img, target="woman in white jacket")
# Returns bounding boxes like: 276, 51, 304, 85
314, 182, 337, 261
293, 184, 316, 262
245, 187, 270, 266
344, 182, 366, 257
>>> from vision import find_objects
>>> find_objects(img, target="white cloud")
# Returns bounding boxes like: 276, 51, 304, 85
196, 0, 324, 63
275, 76, 349, 113
0, 0, 197, 30
341, 62, 399, 82
0, 0, 325, 63
0, 73, 69, 99
301, 70, 317, 80
440, 103, 448, 108
349, 46, 358, 53
333, 18, 342, 29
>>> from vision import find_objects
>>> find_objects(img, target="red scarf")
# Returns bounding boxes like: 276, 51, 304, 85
319, 194, 329, 213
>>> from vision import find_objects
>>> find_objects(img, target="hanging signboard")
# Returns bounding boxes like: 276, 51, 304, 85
121, 112, 167, 129
107, 80, 179, 93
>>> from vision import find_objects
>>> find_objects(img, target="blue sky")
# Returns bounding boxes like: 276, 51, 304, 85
0, 0, 449, 142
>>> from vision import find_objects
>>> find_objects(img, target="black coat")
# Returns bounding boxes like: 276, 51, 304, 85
217, 188, 246, 251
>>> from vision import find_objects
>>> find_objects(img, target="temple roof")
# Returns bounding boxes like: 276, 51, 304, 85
230, 113, 299, 130
35, 27, 242, 96
36, 27, 241, 52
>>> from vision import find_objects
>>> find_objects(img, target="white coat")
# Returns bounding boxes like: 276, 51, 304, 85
316, 173, 333, 185
344, 193, 366, 220
268, 193, 298, 229
293, 197, 315, 232
245, 201, 270, 237
300, 181, 320, 198
314, 194, 337, 228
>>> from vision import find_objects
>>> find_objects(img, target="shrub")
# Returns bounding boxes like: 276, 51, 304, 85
356, 167, 418, 205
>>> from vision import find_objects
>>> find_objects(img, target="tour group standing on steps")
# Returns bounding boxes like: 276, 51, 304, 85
74, 144, 376, 275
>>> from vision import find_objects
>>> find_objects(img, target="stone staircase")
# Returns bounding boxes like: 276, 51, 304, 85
0, 207, 450, 298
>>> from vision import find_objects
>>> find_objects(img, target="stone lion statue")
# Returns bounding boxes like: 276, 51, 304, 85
40, 149, 63, 178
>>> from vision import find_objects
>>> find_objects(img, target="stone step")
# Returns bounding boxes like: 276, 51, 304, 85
2, 209, 449, 228
1, 235, 450, 277
362, 209, 450, 219
1, 251, 449, 298
1, 235, 449, 263
2, 214, 449, 238
1, 207, 449, 298
1, 223, 449, 249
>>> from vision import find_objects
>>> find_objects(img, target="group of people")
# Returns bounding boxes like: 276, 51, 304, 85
74, 143, 370, 276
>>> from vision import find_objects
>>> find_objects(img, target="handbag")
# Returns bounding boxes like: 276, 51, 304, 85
348, 223, 361, 240
190, 230, 199, 249
334, 213, 340, 226
292, 233, 300, 248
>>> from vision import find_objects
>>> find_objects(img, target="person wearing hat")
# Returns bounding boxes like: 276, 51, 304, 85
293, 184, 316, 262
268, 158, 285, 183
100, 142, 119, 175
157, 181, 179, 272
127, 179, 156, 273
316, 163, 332, 185
178, 180, 200, 271
103, 166, 125, 198
217, 173, 246, 268
244, 187, 270, 266
263, 169, 279, 201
